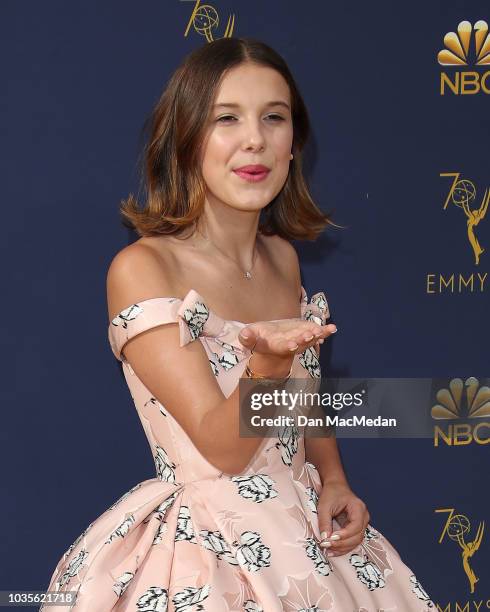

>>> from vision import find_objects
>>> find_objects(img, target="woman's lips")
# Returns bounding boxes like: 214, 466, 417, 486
232, 169, 270, 183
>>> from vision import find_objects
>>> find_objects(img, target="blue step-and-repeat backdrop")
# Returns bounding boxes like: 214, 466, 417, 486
1, 1, 488, 609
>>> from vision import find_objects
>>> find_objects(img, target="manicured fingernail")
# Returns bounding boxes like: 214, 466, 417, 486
331, 327, 338, 333
320, 531, 328, 539
289, 344, 299, 351
320, 541, 332, 548
304, 334, 314, 341
318, 338, 324, 344
330, 534, 341, 540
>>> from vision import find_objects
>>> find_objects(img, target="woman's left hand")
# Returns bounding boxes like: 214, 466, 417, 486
317, 481, 370, 557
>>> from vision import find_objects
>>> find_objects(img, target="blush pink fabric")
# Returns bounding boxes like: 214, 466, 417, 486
40, 286, 434, 611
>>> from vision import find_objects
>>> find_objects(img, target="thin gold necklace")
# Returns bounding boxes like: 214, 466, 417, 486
196, 227, 258, 280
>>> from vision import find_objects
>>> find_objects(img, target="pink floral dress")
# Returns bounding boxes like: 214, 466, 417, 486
40, 286, 434, 611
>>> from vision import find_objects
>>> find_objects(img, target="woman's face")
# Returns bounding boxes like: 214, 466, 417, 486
201, 62, 294, 213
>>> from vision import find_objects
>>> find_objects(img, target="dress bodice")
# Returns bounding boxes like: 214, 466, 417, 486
107, 285, 331, 483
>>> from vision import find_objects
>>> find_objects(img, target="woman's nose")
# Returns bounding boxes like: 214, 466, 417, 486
242, 119, 266, 150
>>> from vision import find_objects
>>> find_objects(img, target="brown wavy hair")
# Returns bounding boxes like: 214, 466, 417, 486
119, 37, 340, 241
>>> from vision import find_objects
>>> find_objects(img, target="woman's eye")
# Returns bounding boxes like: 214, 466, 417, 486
265, 114, 284, 121
216, 114, 285, 123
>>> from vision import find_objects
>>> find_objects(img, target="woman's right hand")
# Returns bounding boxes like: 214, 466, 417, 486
238, 318, 337, 376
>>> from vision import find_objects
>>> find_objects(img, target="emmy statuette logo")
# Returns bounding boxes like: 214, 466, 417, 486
440, 173, 489, 267
425, 175, 488, 295
183, 0, 235, 42
435, 508, 485, 595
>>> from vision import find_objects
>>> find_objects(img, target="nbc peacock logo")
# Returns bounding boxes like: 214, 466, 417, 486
438, 20, 490, 95
431, 377, 490, 446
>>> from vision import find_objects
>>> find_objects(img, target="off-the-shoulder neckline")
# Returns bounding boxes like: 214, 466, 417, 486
109, 285, 310, 329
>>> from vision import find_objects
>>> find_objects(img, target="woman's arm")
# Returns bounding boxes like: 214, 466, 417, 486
107, 245, 277, 475
106, 244, 327, 476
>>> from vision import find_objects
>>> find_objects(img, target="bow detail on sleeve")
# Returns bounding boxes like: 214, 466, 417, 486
300, 288, 330, 326
177, 287, 331, 377
176, 290, 250, 375
298, 288, 331, 378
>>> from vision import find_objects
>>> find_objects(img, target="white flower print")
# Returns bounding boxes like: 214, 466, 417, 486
303, 308, 324, 326
409, 574, 434, 606
175, 506, 197, 543
105, 514, 135, 544
154, 445, 177, 483
305, 537, 333, 576
209, 356, 220, 376
155, 492, 180, 517
136, 586, 169, 611
299, 346, 321, 378
199, 529, 239, 565
230, 474, 278, 503
218, 350, 239, 370
244, 601, 264, 611
364, 524, 378, 540
349, 553, 386, 590
212, 340, 240, 371
56, 549, 89, 588
172, 584, 212, 611
113, 571, 134, 597
111, 303, 144, 328
275, 424, 299, 466
234, 531, 271, 572
152, 521, 168, 545
310, 293, 329, 317
302, 291, 329, 329
181, 301, 209, 340
306, 486, 319, 513
144, 491, 181, 525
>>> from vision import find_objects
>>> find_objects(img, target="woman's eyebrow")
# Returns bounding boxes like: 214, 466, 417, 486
212, 101, 290, 110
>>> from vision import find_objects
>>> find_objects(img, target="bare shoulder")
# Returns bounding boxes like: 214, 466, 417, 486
261, 233, 301, 296
106, 238, 177, 322
261, 233, 299, 264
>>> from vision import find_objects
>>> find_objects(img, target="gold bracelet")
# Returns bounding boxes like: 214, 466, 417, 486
245, 361, 293, 381
245, 339, 293, 382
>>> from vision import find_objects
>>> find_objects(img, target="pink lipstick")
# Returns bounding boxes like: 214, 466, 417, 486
233, 164, 270, 183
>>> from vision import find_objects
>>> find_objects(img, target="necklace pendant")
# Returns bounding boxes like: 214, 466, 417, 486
244, 271, 252, 279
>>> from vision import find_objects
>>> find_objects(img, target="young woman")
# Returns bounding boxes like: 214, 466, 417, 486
41, 38, 434, 611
